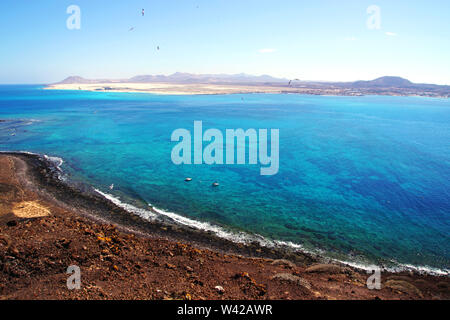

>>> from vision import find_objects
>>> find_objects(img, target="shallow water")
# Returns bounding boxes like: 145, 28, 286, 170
1, 85, 449, 273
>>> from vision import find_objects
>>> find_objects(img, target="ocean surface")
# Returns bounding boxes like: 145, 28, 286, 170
0, 85, 449, 274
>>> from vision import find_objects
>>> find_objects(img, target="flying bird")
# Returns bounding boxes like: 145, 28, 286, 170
129, 27, 135, 32
142, 9, 145, 16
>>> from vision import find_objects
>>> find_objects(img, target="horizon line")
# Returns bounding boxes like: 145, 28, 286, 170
1, 73, 449, 87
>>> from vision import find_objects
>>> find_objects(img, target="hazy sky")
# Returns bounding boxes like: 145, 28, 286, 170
0, 0, 449, 84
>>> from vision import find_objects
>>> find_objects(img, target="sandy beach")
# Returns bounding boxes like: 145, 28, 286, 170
44, 79, 450, 98
45, 83, 291, 95
0, 153, 448, 300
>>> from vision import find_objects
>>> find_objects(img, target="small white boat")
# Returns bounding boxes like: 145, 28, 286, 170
185, 178, 192, 182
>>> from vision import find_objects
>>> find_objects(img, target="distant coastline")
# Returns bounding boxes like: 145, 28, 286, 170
44, 74, 450, 98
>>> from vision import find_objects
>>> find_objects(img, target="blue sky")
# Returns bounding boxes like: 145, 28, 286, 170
0, 0, 449, 84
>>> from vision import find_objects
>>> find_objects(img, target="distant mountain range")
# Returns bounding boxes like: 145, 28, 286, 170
352, 76, 413, 87
57, 73, 288, 85
57, 74, 447, 88
55, 74, 450, 97
343, 76, 450, 90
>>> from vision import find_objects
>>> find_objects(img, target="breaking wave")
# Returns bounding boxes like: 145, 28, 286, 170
94, 188, 449, 276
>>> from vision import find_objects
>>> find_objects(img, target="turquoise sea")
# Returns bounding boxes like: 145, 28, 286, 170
0, 85, 449, 274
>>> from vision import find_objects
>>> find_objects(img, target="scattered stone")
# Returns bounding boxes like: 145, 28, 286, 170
193, 279, 204, 286
185, 266, 194, 273
97, 236, 112, 243
215, 285, 225, 294
6, 220, 17, 227
271, 273, 312, 290
56, 238, 71, 249
0, 234, 10, 246
8, 246, 20, 256
233, 272, 251, 279
165, 263, 176, 270
84, 228, 94, 235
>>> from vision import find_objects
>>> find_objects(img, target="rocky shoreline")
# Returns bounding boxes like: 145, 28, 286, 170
0, 153, 449, 300
11, 152, 318, 263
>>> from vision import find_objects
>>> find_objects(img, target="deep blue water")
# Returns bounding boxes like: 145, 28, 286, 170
1, 85, 449, 273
